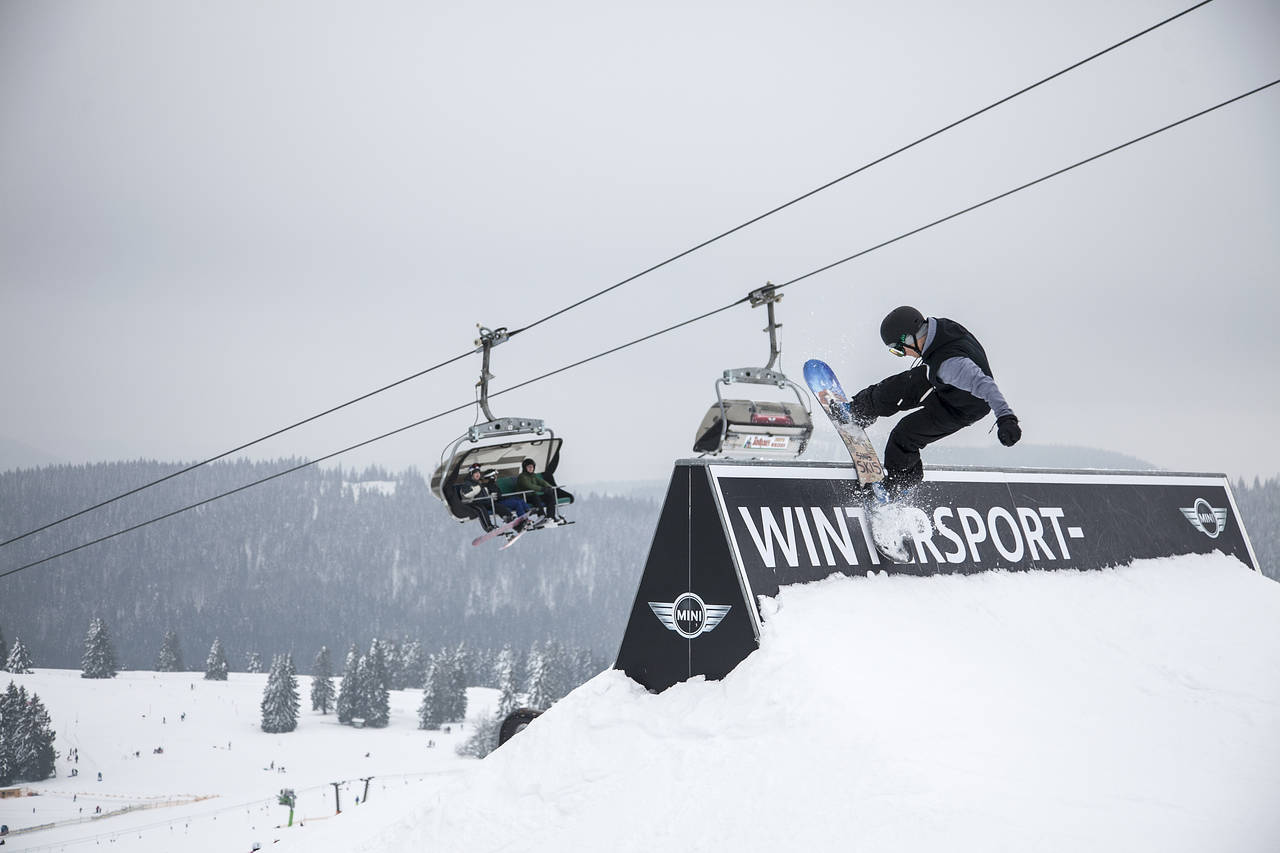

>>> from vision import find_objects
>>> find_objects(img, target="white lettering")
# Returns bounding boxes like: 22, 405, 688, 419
933, 507, 967, 564
845, 507, 881, 566
793, 507, 820, 566
1039, 508, 1071, 560
1017, 507, 1054, 560
956, 507, 987, 562
738, 506, 799, 569
987, 507, 1025, 562
810, 507, 858, 566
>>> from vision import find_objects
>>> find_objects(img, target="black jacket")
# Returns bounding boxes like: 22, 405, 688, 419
921, 317, 994, 421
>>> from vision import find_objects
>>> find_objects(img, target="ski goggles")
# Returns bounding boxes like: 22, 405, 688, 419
888, 334, 913, 357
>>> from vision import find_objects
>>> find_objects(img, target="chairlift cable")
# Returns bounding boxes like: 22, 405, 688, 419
0, 348, 476, 551
3, 77, 1274, 580
0, 0, 1219, 549
505, 0, 1220, 340
770, 78, 1280, 293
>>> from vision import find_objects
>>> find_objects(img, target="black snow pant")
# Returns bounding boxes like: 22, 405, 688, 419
527, 489, 558, 520
850, 365, 986, 493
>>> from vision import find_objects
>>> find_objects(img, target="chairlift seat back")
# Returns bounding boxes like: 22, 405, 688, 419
692, 398, 812, 458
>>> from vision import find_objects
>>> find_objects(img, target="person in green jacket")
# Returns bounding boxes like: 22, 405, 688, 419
516, 458, 561, 524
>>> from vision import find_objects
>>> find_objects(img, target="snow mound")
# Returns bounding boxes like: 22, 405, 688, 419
352, 553, 1280, 853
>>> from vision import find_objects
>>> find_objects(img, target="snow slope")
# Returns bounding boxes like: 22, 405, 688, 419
6, 552, 1279, 852
365, 553, 1280, 853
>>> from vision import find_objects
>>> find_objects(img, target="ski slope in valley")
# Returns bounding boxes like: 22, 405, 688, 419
5, 552, 1279, 852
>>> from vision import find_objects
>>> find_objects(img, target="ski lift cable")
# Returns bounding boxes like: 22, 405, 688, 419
770, 77, 1280, 294
0, 0, 1218, 551
504, 0, 1220, 341
3, 77, 1273, 581
0, 348, 478, 551
0, 301, 748, 581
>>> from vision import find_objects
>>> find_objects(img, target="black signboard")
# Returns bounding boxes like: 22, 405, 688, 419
615, 460, 1257, 692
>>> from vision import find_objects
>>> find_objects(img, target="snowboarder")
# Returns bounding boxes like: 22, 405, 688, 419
844, 306, 1021, 495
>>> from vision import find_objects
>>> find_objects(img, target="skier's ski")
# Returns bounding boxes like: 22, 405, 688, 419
803, 359, 884, 487
471, 512, 530, 547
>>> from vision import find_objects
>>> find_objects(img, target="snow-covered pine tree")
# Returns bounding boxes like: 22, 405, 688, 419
524, 644, 550, 710
80, 618, 117, 679
446, 645, 469, 722
311, 646, 335, 714
456, 711, 502, 759
541, 640, 571, 703
494, 644, 519, 717
400, 640, 426, 690
14, 692, 57, 781
336, 651, 363, 725
0, 681, 23, 785
0, 681, 57, 784
417, 658, 445, 730
246, 652, 264, 674
205, 638, 229, 681
260, 654, 300, 733
363, 640, 390, 728
155, 629, 184, 672
6, 637, 33, 674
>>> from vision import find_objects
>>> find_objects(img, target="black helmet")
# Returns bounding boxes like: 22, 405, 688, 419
880, 306, 925, 347
522, 458, 536, 469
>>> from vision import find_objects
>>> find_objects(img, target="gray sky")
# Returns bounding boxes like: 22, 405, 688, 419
2, 0, 1278, 487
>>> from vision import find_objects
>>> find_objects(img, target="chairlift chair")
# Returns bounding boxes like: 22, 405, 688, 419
691, 285, 814, 459
430, 326, 574, 531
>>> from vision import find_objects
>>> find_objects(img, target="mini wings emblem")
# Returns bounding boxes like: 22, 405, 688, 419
1180, 498, 1228, 539
648, 592, 731, 639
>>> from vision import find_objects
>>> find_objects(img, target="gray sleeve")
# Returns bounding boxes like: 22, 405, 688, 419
936, 357, 1013, 419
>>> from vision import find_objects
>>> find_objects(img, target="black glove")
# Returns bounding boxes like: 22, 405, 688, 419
997, 414, 1021, 447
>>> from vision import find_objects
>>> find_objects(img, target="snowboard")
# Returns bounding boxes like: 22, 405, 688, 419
803, 358, 928, 563
471, 512, 530, 547
802, 359, 885, 487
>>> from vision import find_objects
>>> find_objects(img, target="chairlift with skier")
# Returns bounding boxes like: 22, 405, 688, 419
429, 326, 574, 541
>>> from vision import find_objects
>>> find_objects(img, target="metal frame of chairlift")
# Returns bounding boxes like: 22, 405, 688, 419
431, 325, 570, 525
698, 284, 813, 457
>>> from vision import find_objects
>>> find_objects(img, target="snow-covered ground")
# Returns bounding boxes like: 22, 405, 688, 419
6, 552, 1280, 852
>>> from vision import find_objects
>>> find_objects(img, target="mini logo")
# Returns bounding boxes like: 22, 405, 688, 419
648, 592, 731, 639
1180, 498, 1228, 539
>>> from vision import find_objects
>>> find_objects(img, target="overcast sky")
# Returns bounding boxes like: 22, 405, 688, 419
2, 0, 1277, 489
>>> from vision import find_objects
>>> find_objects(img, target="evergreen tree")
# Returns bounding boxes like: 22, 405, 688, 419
246, 652, 264, 674
417, 659, 445, 730
335, 648, 362, 724
6, 637, 33, 675
15, 692, 57, 780
447, 644, 469, 722
456, 711, 502, 759
155, 629, 184, 672
80, 618, 117, 679
400, 640, 426, 690
260, 654, 300, 733
0, 682, 22, 785
0, 624, 8, 671
0, 681, 56, 784
311, 646, 335, 714
524, 644, 550, 710
494, 644, 519, 716
205, 638, 229, 681
363, 640, 390, 728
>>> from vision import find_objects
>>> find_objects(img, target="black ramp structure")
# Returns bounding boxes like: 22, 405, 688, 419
616, 460, 1258, 692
